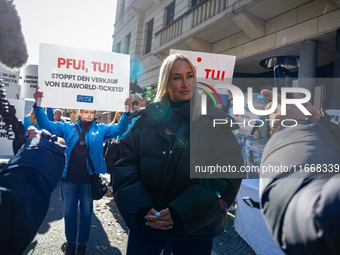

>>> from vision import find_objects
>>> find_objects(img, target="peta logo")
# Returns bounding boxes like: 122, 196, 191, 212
77, 95, 93, 103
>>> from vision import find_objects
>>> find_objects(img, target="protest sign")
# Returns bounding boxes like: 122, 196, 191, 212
0, 64, 20, 99
39, 43, 130, 111
170, 49, 236, 105
0, 99, 25, 156
169, 49, 235, 80
20, 65, 38, 99
20, 64, 38, 99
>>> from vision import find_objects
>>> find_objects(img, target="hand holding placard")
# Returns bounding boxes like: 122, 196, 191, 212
33, 87, 43, 107
124, 98, 132, 113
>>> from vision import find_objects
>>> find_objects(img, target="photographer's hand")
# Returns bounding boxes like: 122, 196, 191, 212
261, 89, 320, 134
27, 126, 65, 145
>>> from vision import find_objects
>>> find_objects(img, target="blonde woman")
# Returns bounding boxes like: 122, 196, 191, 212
113, 54, 243, 255
23, 108, 54, 132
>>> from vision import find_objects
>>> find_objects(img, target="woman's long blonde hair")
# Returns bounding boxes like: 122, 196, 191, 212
154, 53, 202, 121
28, 108, 37, 125
110, 111, 123, 124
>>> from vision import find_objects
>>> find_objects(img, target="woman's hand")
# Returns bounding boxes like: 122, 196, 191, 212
124, 98, 132, 113
33, 87, 43, 105
144, 208, 174, 230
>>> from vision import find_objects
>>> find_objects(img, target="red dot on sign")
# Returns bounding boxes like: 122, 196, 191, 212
197, 57, 202, 62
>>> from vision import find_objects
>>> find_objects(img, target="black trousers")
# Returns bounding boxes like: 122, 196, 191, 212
126, 229, 213, 255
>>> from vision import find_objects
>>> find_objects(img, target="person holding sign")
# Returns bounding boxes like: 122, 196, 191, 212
33, 88, 131, 255
112, 54, 243, 255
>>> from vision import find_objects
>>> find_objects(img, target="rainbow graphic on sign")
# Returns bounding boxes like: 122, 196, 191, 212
197, 81, 223, 106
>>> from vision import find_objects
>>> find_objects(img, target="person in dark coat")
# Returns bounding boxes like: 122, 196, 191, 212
0, 127, 66, 255
259, 89, 340, 255
104, 112, 123, 186
112, 53, 244, 255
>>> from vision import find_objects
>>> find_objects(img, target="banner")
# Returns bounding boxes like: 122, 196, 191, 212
20, 64, 38, 99
169, 49, 236, 81
0, 99, 25, 156
169, 49, 236, 107
0, 64, 20, 99
39, 43, 130, 111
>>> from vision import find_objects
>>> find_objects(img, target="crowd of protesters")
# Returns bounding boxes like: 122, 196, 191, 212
2, 0, 340, 253
0, 54, 340, 255
1, 53, 340, 255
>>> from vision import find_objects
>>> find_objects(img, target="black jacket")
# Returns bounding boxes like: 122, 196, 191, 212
104, 139, 121, 171
0, 136, 66, 254
113, 96, 244, 240
260, 116, 340, 254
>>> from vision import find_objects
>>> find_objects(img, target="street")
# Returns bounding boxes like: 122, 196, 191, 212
23, 175, 255, 255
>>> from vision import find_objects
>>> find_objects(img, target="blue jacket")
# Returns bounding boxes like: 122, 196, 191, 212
34, 106, 129, 177
23, 115, 41, 131
23, 108, 54, 132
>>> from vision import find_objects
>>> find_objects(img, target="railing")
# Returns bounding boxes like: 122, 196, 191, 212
156, 0, 229, 46
193, 0, 228, 27
160, 18, 183, 45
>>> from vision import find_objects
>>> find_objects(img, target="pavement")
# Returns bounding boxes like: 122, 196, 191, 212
23, 174, 255, 255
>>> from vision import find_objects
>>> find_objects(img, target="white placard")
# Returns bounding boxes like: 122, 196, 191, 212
169, 49, 236, 81
0, 99, 25, 156
20, 64, 38, 99
39, 43, 130, 111
0, 64, 20, 99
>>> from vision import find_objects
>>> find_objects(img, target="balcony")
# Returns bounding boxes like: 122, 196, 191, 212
192, 0, 228, 27
153, 0, 247, 57
128, 0, 161, 12
152, 0, 338, 74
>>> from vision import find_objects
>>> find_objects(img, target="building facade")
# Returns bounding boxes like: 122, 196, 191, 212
112, 0, 340, 109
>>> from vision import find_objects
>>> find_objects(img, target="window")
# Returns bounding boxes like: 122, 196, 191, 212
124, 34, 131, 54
165, 1, 175, 26
116, 42, 121, 53
145, 19, 154, 54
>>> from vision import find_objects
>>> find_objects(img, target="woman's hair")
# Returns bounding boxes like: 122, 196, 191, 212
253, 129, 261, 138
28, 108, 37, 125
110, 111, 123, 124
154, 53, 202, 121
